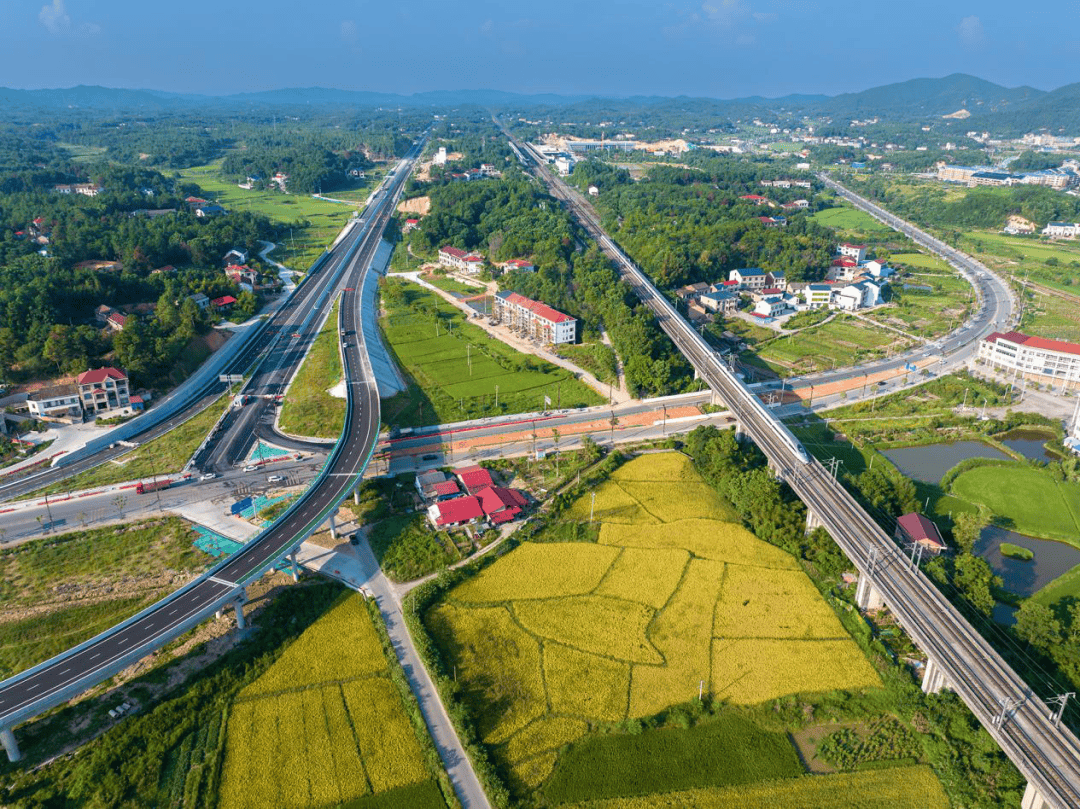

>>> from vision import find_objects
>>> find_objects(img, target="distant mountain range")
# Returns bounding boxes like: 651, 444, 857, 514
1, 74, 1077, 134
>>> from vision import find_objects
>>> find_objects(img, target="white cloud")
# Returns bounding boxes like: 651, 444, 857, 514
480, 19, 494, 36
752, 11, 777, 23
701, 0, 750, 28
340, 19, 357, 43
38, 0, 70, 34
957, 15, 984, 48
39, 0, 99, 36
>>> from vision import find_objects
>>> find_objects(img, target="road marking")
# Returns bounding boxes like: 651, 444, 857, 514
89, 653, 100, 660
208, 576, 237, 588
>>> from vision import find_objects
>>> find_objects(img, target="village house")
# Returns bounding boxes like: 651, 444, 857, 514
895, 513, 946, 555
223, 248, 249, 266
501, 259, 536, 273
699, 290, 740, 316
837, 243, 868, 262
1003, 215, 1037, 235
1042, 222, 1080, 239
438, 246, 486, 274
675, 282, 710, 301
493, 292, 577, 344
77, 367, 130, 415
26, 384, 83, 421
728, 268, 769, 291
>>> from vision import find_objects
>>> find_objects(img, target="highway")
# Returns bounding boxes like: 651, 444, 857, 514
0, 135, 427, 744
510, 132, 1080, 808
0, 215, 371, 503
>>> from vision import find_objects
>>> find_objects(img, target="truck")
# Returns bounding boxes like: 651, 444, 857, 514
136, 479, 173, 495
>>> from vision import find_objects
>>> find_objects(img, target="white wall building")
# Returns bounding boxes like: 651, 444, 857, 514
26, 384, 82, 421
728, 268, 768, 291
1042, 222, 1080, 239
493, 292, 577, 344
438, 246, 486, 273
978, 331, 1080, 392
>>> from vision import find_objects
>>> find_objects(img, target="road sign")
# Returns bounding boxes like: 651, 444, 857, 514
219, 374, 244, 384
230, 497, 253, 516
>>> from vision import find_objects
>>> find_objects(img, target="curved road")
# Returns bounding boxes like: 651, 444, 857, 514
0, 136, 423, 744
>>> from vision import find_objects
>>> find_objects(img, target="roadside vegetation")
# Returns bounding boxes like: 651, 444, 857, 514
0, 516, 211, 678
277, 297, 347, 439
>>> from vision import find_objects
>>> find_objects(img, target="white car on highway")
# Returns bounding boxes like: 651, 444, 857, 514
267, 475, 284, 483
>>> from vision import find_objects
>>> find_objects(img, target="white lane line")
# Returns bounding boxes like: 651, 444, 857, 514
208, 576, 237, 588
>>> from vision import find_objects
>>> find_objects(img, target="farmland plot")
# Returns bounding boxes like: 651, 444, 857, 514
426, 452, 882, 798
219, 594, 445, 809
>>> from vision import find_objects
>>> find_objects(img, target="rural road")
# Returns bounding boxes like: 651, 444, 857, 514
352, 535, 493, 809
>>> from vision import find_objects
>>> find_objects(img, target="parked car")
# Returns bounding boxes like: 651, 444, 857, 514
243, 465, 257, 472
267, 475, 284, 483
200, 472, 216, 480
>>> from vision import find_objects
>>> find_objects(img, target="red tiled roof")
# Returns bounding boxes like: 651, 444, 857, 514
721, 280, 738, 286
107, 312, 128, 326
897, 513, 945, 547
503, 292, 575, 324
985, 331, 1080, 358
841, 242, 867, 249
761, 287, 783, 295
212, 295, 237, 307
741, 194, 768, 200
475, 485, 527, 517
77, 367, 126, 385
440, 246, 468, 259
456, 465, 494, 492
129, 395, 143, 404
505, 259, 534, 268
433, 480, 460, 497
406, 218, 419, 224
433, 496, 483, 526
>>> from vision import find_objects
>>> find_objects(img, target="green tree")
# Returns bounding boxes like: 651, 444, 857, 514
951, 512, 984, 554
1015, 601, 1062, 655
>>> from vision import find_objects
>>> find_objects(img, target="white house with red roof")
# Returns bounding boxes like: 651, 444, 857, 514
403, 218, 420, 233
475, 486, 528, 524
501, 259, 536, 273
428, 496, 484, 528
438, 246, 486, 274
76, 367, 130, 414
493, 292, 577, 344
979, 331, 1080, 391
895, 513, 946, 555
739, 194, 774, 206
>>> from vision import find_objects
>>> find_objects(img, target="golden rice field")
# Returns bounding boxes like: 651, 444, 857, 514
428, 453, 881, 791
560, 764, 949, 809
219, 594, 440, 809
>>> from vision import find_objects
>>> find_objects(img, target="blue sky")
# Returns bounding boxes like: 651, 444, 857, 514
0, 0, 1075, 97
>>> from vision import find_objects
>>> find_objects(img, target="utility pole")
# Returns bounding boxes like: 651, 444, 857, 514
589, 491, 596, 524
495, 384, 499, 410
961, 388, 969, 412
994, 696, 1022, 728
1049, 693, 1074, 727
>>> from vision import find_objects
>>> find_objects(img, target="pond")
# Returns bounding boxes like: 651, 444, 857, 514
997, 429, 1058, 462
974, 526, 1080, 598
882, 441, 1010, 484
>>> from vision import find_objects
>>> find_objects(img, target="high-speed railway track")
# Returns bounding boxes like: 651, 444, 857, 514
511, 134, 1080, 807
0, 134, 426, 751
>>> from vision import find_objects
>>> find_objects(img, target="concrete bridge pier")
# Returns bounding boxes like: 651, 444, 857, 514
921, 657, 950, 694
1, 726, 20, 763
353, 487, 361, 506
1022, 782, 1050, 809
805, 509, 823, 535
328, 512, 338, 540
732, 421, 745, 442
233, 588, 248, 631
855, 574, 885, 611
290, 547, 300, 582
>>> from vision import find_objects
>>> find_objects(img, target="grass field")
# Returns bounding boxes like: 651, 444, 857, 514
1021, 287, 1080, 343
0, 516, 212, 677
1033, 563, 1080, 613
219, 594, 445, 809
558, 765, 949, 809
555, 342, 620, 386
278, 297, 347, 439
177, 161, 361, 270
811, 206, 894, 237
380, 281, 602, 427
950, 465, 1080, 545
757, 316, 901, 375
30, 391, 231, 496
368, 514, 460, 582
426, 452, 881, 798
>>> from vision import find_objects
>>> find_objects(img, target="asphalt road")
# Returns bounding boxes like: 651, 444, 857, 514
0, 135, 425, 736
510, 132, 1080, 808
